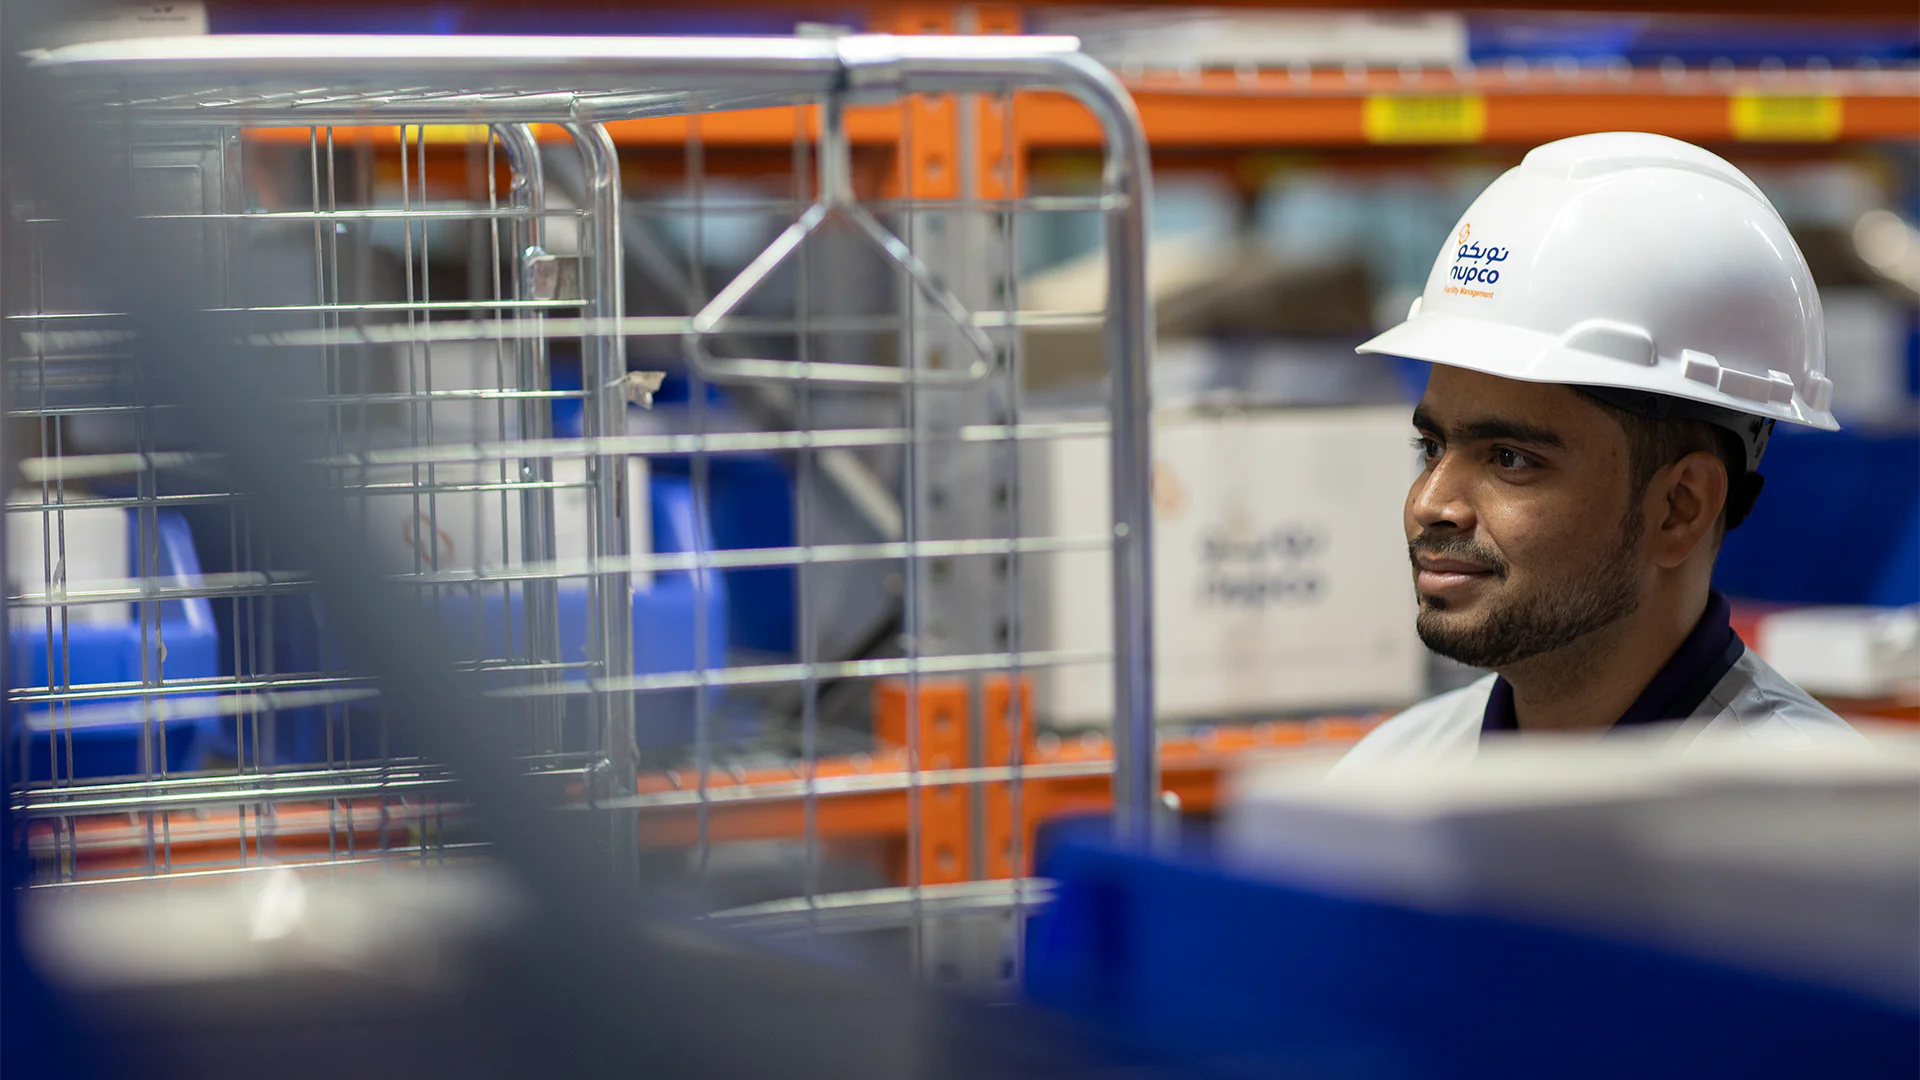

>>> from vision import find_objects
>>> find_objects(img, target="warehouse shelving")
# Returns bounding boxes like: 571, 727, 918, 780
237, 2, 1918, 173
19, 18, 1919, 905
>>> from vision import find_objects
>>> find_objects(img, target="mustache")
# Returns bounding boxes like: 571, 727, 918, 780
1408, 532, 1508, 578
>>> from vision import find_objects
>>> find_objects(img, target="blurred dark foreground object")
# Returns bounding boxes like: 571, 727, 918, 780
16, 864, 1165, 1080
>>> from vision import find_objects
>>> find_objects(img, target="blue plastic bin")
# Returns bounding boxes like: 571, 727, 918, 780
1027, 830, 1920, 1080
431, 471, 729, 751
10, 511, 220, 780
656, 455, 794, 657
242, 470, 731, 763
526, 471, 729, 750
558, 365, 794, 656
1714, 426, 1920, 606
1467, 14, 1919, 66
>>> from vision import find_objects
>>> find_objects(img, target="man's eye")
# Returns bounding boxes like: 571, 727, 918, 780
1412, 436, 1440, 461
1493, 447, 1532, 469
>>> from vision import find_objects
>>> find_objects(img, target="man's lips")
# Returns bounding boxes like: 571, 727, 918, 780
1414, 556, 1495, 575
1414, 555, 1498, 593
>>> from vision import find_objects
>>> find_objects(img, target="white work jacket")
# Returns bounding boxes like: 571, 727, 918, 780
1337, 593, 1861, 768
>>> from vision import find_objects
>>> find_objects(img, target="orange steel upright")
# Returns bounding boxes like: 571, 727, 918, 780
871, 4, 1002, 891
874, 680, 973, 885
980, 677, 1037, 880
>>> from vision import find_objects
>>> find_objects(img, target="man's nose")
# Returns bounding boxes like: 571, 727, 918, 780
1407, 454, 1476, 535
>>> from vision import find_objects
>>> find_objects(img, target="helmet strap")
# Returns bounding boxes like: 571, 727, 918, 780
1725, 471, 1765, 530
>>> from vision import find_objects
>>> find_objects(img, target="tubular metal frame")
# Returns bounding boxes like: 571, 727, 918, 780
7, 34, 1157, 975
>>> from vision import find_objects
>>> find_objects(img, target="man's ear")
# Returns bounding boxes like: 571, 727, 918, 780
1649, 450, 1729, 568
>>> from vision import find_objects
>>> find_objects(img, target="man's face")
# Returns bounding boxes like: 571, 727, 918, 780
1407, 366, 1647, 669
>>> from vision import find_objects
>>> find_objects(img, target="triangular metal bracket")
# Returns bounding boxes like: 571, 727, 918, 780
683, 97, 994, 388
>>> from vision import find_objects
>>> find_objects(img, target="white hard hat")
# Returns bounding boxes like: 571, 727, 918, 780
1359, 133, 1838, 470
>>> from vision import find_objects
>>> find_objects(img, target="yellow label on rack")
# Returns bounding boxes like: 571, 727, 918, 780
394, 124, 494, 145
1363, 95, 1487, 144
1729, 95, 1842, 142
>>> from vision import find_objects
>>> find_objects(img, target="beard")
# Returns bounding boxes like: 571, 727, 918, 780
1410, 506, 1644, 670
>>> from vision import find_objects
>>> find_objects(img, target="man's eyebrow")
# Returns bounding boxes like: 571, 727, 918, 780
1410, 406, 1566, 449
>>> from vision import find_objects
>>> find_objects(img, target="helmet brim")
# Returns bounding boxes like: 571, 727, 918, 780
1357, 311, 1839, 431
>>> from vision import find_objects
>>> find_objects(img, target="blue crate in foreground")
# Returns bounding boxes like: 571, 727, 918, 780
1026, 833, 1919, 1080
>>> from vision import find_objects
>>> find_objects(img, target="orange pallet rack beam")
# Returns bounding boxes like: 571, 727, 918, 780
248, 71, 1918, 154
28, 704, 1378, 884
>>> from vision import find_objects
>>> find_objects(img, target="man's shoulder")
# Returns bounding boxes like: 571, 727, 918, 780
1696, 648, 1865, 745
1332, 674, 1498, 772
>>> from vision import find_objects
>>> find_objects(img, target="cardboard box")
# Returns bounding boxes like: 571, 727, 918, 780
1018, 236, 1378, 394
1020, 404, 1424, 726
1033, 9, 1468, 69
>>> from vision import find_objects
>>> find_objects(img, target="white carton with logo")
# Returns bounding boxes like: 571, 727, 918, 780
1021, 404, 1425, 726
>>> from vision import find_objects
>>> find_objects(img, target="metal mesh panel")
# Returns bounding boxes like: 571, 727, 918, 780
9, 117, 614, 879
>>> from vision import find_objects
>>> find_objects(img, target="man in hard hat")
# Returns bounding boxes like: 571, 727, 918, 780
1339, 132, 1856, 765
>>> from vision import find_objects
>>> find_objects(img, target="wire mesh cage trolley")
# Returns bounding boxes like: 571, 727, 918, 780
6, 34, 1155, 986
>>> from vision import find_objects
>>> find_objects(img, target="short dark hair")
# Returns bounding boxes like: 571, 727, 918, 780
1588, 399, 1747, 540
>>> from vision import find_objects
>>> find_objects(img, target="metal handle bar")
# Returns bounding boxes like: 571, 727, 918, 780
682, 96, 996, 389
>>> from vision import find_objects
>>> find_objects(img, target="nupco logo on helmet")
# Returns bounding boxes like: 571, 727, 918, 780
1448, 224, 1508, 287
